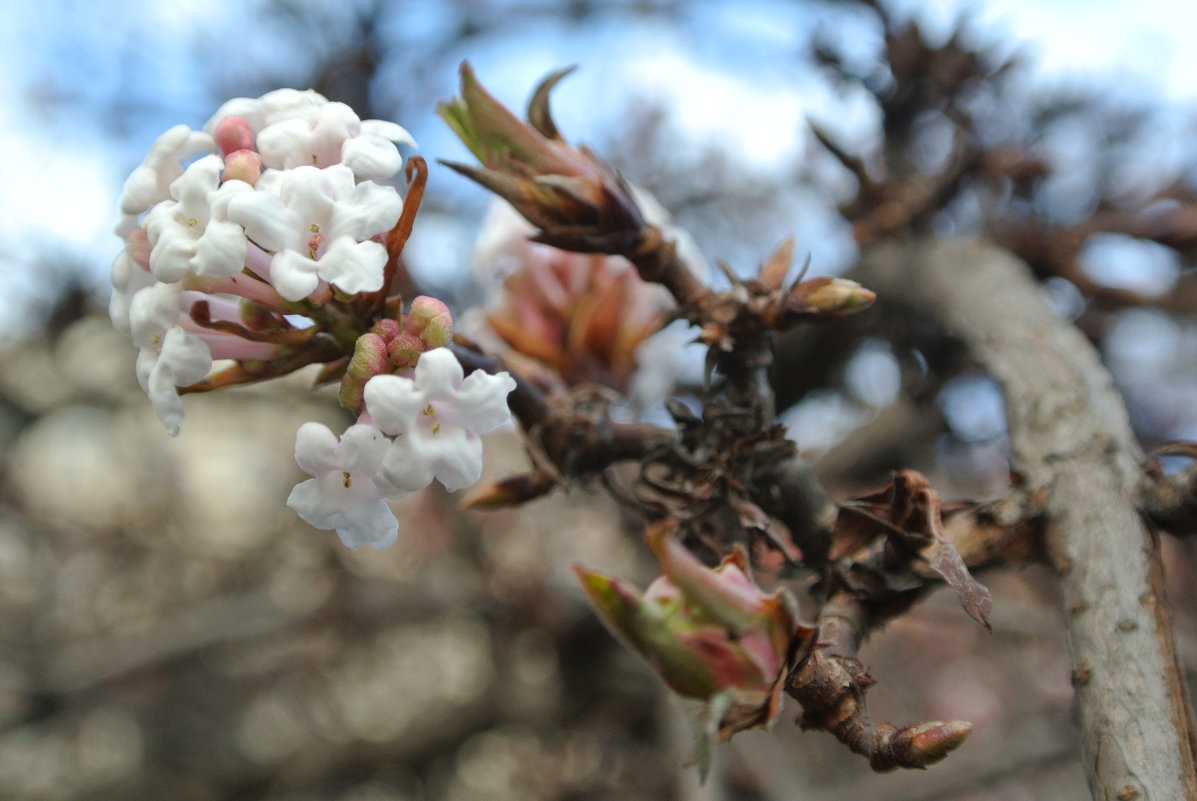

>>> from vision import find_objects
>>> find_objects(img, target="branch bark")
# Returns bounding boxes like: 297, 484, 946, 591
858, 238, 1197, 800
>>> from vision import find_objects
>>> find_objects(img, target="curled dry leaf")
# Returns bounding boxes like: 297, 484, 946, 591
832, 470, 992, 627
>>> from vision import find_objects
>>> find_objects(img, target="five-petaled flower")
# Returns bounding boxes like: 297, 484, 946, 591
287, 423, 410, 550
364, 348, 517, 493
227, 164, 402, 300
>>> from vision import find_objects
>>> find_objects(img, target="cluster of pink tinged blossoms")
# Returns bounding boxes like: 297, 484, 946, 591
111, 89, 515, 549
110, 76, 811, 748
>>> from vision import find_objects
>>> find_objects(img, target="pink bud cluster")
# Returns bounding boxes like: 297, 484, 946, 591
339, 296, 455, 415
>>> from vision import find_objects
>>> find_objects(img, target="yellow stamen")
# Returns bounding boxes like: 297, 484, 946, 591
342, 471, 352, 488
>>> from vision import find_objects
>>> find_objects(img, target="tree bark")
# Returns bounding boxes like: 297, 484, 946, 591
857, 238, 1197, 800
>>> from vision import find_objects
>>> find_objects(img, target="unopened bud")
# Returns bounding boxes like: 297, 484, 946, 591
794, 277, 876, 316
888, 720, 973, 769
387, 332, 425, 368
460, 470, 556, 509
125, 227, 152, 269
370, 318, 402, 343
339, 333, 391, 414
406, 295, 454, 348
222, 149, 262, 185
213, 116, 255, 156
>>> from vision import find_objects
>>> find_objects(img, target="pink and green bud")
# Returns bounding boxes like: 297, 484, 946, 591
222, 149, 262, 185
406, 295, 453, 348
573, 523, 808, 740
386, 331, 424, 368
370, 317, 402, 343
213, 116, 255, 156
339, 333, 391, 415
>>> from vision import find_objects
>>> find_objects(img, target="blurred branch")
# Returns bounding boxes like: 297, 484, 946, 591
857, 238, 1197, 800
1142, 446, 1197, 537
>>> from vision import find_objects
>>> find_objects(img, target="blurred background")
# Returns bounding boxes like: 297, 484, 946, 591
2, 0, 1197, 798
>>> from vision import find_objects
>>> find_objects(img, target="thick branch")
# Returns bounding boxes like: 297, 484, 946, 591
858, 239, 1197, 801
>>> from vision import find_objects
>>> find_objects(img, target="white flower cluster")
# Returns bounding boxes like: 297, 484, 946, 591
111, 89, 414, 435
287, 348, 516, 550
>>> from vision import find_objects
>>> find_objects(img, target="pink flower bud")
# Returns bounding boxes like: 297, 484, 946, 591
213, 116, 255, 156
221, 149, 262, 185
405, 295, 453, 348
370, 318, 402, 343
387, 331, 425, 368
125, 227, 152, 269
339, 333, 391, 415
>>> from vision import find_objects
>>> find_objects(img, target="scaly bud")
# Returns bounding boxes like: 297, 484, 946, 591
885, 720, 973, 769
784, 277, 876, 319
460, 469, 557, 510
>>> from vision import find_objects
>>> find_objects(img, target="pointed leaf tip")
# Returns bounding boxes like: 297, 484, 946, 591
527, 65, 578, 140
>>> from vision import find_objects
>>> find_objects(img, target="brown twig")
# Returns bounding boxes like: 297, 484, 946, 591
786, 592, 973, 771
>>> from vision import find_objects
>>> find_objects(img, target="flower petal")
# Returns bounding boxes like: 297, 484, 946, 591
329, 179, 403, 241
453, 370, 516, 433
336, 424, 391, 475
363, 373, 424, 435
269, 249, 322, 301
317, 238, 386, 295
412, 348, 465, 400
226, 191, 297, 253
286, 476, 400, 550
294, 421, 342, 476
193, 219, 248, 277
341, 135, 403, 179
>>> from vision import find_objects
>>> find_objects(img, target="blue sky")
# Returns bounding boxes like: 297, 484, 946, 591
2, 0, 1196, 335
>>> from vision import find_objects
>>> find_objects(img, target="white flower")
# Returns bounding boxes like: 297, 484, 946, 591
116, 124, 215, 235
286, 422, 408, 549
129, 282, 212, 435
364, 348, 516, 493
143, 155, 251, 282
205, 89, 330, 135
227, 164, 403, 300
109, 247, 155, 334
256, 102, 416, 178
